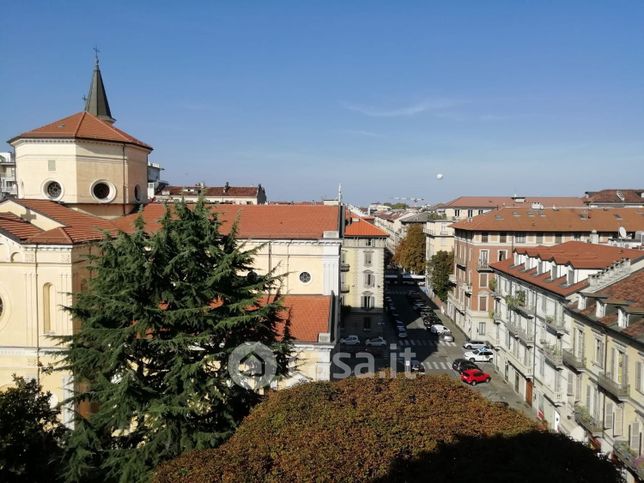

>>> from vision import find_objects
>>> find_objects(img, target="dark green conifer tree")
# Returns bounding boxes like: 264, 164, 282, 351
58, 200, 291, 482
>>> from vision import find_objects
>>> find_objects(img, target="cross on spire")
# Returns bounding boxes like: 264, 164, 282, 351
93, 46, 100, 65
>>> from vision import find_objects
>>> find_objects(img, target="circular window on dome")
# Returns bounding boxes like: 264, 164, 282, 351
0, 296, 4, 319
91, 181, 116, 203
44, 181, 63, 200
299, 272, 312, 284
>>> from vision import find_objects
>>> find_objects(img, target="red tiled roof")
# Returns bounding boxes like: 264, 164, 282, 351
594, 269, 644, 316
491, 242, 643, 296
344, 219, 388, 238
114, 203, 340, 239
444, 196, 585, 209
451, 207, 644, 232
0, 199, 117, 245
9, 112, 152, 150
491, 258, 588, 297
584, 189, 644, 204
0, 212, 43, 241
275, 295, 332, 343
161, 185, 260, 198
512, 241, 644, 269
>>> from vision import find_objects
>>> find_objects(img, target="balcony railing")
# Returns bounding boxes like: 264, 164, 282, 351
340, 263, 350, 272
613, 440, 644, 480
535, 374, 565, 405
477, 259, 492, 271
540, 341, 564, 368
596, 372, 630, 400
574, 405, 603, 436
508, 321, 535, 346
544, 315, 568, 335
464, 283, 472, 294
493, 311, 503, 324
448, 273, 456, 284
562, 349, 586, 371
340, 285, 350, 293
505, 348, 533, 377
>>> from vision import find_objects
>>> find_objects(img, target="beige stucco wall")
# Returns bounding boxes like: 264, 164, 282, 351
13, 139, 149, 209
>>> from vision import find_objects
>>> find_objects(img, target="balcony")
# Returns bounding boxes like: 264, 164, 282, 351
464, 283, 473, 295
574, 405, 603, 436
340, 263, 350, 272
562, 349, 586, 371
505, 348, 533, 377
340, 285, 350, 294
507, 321, 535, 346
540, 341, 564, 368
596, 372, 630, 400
535, 375, 565, 406
613, 440, 644, 480
544, 315, 568, 335
448, 273, 456, 284
477, 258, 492, 271
493, 311, 503, 324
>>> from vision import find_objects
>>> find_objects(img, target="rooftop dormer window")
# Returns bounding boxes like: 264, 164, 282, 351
596, 301, 605, 318
550, 265, 557, 280
578, 295, 586, 310
566, 268, 574, 286
618, 308, 629, 328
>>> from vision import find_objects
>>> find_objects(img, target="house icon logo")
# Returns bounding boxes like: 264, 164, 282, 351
228, 342, 277, 389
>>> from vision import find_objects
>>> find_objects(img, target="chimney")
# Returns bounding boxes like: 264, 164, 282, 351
224, 181, 230, 194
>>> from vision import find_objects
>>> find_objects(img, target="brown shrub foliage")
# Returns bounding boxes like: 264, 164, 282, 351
155, 375, 618, 483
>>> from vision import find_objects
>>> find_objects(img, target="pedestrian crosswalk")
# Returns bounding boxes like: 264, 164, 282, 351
398, 339, 456, 347
422, 361, 452, 370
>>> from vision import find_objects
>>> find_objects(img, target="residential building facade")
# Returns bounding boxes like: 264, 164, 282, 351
449, 207, 644, 343
156, 182, 267, 204
0, 152, 16, 199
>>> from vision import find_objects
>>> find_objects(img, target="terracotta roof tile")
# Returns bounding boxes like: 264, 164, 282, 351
491, 258, 589, 297
451, 207, 644, 232
344, 219, 388, 238
0, 213, 43, 241
114, 203, 340, 239
444, 196, 585, 209
512, 241, 644, 269
9, 112, 152, 150
275, 295, 332, 343
584, 189, 644, 204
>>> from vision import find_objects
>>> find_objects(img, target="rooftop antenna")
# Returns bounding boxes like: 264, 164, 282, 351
618, 226, 627, 238
338, 183, 342, 203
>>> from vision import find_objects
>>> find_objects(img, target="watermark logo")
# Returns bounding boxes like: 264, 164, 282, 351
228, 342, 277, 389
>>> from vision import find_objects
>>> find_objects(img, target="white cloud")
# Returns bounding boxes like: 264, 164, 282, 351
341, 98, 461, 117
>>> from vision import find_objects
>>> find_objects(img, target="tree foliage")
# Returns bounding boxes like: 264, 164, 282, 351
393, 224, 426, 274
428, 250, 454, 301
155, 375, 618, 483
58, 200, 292, 482
0, 376, 68, 482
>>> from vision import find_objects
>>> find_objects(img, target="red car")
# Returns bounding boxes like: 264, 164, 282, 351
460, 368, 491, 386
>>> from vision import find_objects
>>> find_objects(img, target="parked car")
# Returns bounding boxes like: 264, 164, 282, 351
430, 324, 451, 335
452, 358, 480, 373
441, 332, 454, 342
340, 335, 361, 346
423, 319, 434, 329
365, 336, 387, 347
463, 340, 489, 350
397, 327, 408, 338
463, 348, 494, 362
460, 368, 491, 386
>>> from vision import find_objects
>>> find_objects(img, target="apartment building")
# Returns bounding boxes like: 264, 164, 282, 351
584, 189, 644, 208
423, 196, 583, 296
0, 151, 17, 199
490, 243, 643, 474
155, 182, 267, 205
372, 210, 419, 253
449, 207, 644, 343
340, 219, 388, 337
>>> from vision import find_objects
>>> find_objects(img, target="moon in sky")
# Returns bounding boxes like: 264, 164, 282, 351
436, 173, 444, 180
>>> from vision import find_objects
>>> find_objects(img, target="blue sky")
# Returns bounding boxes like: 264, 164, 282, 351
1, 1, 643, 205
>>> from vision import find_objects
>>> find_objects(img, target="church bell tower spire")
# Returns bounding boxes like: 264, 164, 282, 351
84, 48, 115, 124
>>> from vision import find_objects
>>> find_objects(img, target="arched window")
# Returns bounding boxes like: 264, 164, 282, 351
43, 283, 53, 333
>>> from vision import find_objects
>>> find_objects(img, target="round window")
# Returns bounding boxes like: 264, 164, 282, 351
92, 182, 111, 200
45, 181, 62, 200
299, 272, 311, 284
0, 297, 3, 318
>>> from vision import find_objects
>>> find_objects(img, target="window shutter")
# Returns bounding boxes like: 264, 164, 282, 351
567, 372, 574, 396
637, 362, 642, 392
614, 405, 623, 436
604, 400, 613, 429
630, 421, 640, 450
